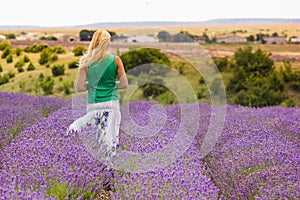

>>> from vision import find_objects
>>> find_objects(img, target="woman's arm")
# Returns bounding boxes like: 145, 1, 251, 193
75, 68, 88, 92
115, 56, 128, 89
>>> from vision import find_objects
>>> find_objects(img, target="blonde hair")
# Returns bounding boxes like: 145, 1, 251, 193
79, 29, 111, 68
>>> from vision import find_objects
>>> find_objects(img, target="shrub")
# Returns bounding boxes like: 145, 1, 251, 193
39, 73, 44, 81
72, 46, 86, 56
16, 48, 22, 56
0, 64, 2, 72
6, 54, 13, 63
51, 64, 65, 76
23, 55, 30, 63
39, 48, 54, 65
15, 60, 25, 68
62, 81, 72, 95
17, 67, 24, 73
68, 60, 79, 69
51, 53, 58, 62
7, 71, 15, 78
0, 74, 9, 85
40, 76, 54, 95
40, 36, 57, 41
27, 63, 35, 71
6, 33, 16, 39
0, 40, 11, 51
24, 43, 49, 53
1, 48, 11, 59
52, 46, 66, 54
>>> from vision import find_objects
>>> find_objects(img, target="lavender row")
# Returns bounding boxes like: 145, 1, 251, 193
204, 105, 300, 199
0, 91, 69, 149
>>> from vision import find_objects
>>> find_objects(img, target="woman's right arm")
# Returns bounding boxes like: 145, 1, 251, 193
75, 67, 88, 92
115, 56, 128, 89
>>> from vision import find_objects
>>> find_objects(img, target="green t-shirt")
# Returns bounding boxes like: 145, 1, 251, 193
87, 54, 119, 103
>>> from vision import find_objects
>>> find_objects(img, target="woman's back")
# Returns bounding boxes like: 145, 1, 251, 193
87, 54, 118, 103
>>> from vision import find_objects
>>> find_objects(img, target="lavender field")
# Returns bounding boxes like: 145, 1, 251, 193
0, 91, 299, 199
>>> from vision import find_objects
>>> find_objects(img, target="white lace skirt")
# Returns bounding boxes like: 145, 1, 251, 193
68, 100, 121, 167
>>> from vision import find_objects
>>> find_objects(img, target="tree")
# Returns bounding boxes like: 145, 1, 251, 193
6, 34, 16, 39
227, 47, 285, 107
214, 56, 231, 72
233, 47, 274, 76
79, 30, 95, 41
120, 48, 171, 100
202, 32, 210, 43
157, 31, 172, 42
120, 48, 171, 73
246, 35, 255, 42
272, 32, 279, 37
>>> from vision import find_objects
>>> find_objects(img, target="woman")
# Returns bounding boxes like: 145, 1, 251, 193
68, 29, 128, 196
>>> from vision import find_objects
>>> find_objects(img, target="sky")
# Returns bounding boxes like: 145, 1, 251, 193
0, 0, 300, 26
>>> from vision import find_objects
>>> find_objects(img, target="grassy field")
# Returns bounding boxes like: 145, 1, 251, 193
0, 24, 300, 104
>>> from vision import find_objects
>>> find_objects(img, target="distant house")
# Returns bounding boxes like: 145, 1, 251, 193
290, 37, 300, 43
58, 35, 79, 42
126, 35, 159, 43
216, 35, 247, 43
16, 33, 38, 41
0, 34, 6, 40
262, 36, 287, 44
194, 36, 206, 43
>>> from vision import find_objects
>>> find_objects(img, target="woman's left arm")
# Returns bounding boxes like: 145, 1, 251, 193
75, 68, 88, 92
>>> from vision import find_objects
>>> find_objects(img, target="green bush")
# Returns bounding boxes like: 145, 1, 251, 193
27, 63, 35, 71
120, 48, 171, 73
6, 54, 13, 63
17, 67, 24, 73
24, 43, 49, 53
0, 40, 11, 51
0, 64, 2, 72
0, 74, 9, 85
72, 46, 86, 56
51, 64, 65, 76
1, 48, 11, 59
39, 73, 44, 81
52, 46, 66, 54
40, 76, 54, 95
16, 48, 22, 56
39, 48, 53, 65
6, 33, 16, 39
23, 55, 30, 63
51, 53, 58, 62
7, 71, 15, 78
15, 60, 25, 68
68, 60, 79, 69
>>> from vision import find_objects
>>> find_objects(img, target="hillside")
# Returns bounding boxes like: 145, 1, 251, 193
1, 18, 300, 30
